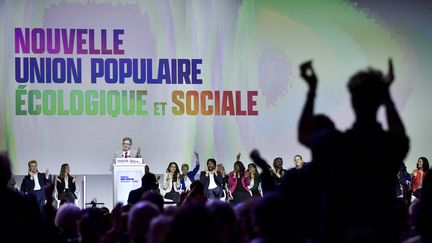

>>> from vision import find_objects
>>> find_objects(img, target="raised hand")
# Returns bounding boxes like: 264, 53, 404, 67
236, 152, 241, 161
385, 58, 394, 86
249, 149, 269, 169
45, 168, 49, 176
300, 60, 317, 91
194, 151, 199, 164
136, 147, 141, 157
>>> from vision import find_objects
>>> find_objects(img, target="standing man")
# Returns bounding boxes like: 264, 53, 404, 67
21, 160, 50, 208
113, 137, 142, 162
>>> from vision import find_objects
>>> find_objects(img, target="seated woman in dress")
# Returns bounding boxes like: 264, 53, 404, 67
161, 162, 182, 202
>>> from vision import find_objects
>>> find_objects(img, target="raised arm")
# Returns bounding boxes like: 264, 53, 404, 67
250, 149, 276, 193
298, 60, 318, 148
383, 58, 406, 135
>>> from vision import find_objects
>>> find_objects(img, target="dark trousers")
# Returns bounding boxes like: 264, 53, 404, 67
31, 189, 45, 208
206, 187, 223, 199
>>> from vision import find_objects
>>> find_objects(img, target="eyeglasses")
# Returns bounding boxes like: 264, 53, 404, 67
122, 143, 131, 145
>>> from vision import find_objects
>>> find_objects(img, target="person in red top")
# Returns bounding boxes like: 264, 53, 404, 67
412, 157, 430, 198
228, 153, 251, 205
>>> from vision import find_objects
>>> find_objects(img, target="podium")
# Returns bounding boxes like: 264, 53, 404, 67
112, 158, 146, 205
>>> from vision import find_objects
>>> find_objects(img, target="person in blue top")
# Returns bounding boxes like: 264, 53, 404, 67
180, 151, 200, 191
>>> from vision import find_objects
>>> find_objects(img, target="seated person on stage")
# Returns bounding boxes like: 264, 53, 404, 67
113, 137, 141, 162
161, 162, 182, 202
200, 158, 224, 199
56, 163, 77, 205
217, 163, 230, 198
20, 160, 50, 208
180, 151, 200, 191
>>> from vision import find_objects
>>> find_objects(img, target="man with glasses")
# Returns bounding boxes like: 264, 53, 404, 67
113, 137, 141, 162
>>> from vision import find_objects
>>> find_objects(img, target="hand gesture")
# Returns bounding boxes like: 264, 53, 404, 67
250, 149, 269, 169
236, 153, 241, 161
72, 176, 76, 183
385, 58, 394, 86
136, 147, 141, 157
194, 151, 200, 164
300, 60, 317, 91
45, 168, 49, 176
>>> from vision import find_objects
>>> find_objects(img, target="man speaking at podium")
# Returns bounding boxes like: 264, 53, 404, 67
113, 137, 141, 162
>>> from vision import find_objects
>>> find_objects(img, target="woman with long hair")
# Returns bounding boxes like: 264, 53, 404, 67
228, 155, 251, 205
56, 163, 77, 204
247, 163, 262, 198
161, 162, 182, 202
412, 157, 430, 198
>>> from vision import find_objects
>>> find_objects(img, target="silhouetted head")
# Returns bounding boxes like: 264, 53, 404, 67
165, 202, 218, 243
189, 180, 204, 195
348, 68, 387, 119
313, 114, 335, 133
55, 203, 82, 235
128, 201, 160, 243
141, 191, 164, 212
0, 152, 12, 188
253, 192, 290, 242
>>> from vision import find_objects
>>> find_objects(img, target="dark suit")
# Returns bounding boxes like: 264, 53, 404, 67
199, 171, 224, 199
127, 172, 158, 205
113, 149, 140, 163
56, 176, 77, 203
20, 172, 49, 207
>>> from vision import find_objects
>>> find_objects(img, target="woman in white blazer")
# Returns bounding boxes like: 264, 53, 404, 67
161, 162, 182, 202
